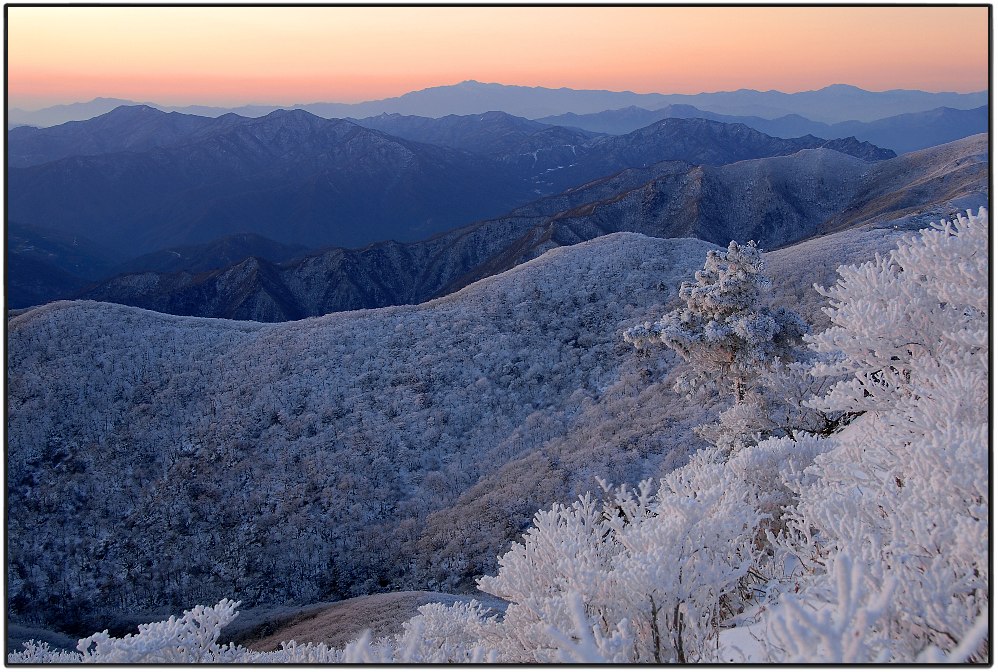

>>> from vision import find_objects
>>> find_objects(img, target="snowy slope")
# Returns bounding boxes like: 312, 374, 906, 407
7, 215, 953, 636
7, 233, 719, 631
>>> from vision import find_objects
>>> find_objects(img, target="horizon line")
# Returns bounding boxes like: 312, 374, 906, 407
8, 80, 990, 113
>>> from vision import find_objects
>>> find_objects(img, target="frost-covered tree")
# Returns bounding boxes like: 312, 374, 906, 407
624, 240, 805, 404
625, 240, 807, 450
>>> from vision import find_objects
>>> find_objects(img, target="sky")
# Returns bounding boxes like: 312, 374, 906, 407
6, 5, 990, 109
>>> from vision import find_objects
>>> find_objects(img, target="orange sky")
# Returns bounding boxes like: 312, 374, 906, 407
7, 6, 990, 109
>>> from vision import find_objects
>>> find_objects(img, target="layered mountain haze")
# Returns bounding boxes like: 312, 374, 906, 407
79, 134, 986, 322
538, 104, 989, 155
8, 82, 988, 127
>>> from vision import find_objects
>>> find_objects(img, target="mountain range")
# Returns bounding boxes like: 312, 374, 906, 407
9, 81, 987, 127
7, 107, 534, 258
77, 134, 986, 322
8, 106, 901, 311
538, 104, 989, 154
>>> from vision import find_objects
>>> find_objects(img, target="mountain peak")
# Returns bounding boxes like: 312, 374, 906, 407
104, 104, 164, 118
819, 84, 866, 93
255, 107, 330, 130
263, 107, 319, 119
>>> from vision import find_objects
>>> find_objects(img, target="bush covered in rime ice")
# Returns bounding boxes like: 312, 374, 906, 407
12, 209, 988, 664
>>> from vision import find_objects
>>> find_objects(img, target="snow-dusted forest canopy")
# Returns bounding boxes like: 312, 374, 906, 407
9, 207, 988, 663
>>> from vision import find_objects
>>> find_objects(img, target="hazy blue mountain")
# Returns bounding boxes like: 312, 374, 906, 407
537, 104, 731, 134
537, 117, 893, 192
349, 111, 600, 181
11, 82, 987, 127
302, 81, 988, 123
7, 108, 535, 257
347, 111, 896, 194
827, 105, 989, 154
79, 134, 983, 322
349, 110, 599, 155
654, 83, 987, 123
8, 105, 245, 168
8, 107, 894, 268
539, 104, 989, 154
7, 97, 145, 127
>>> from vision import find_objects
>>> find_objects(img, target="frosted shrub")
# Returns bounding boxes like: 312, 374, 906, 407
9, 599, 499, 664
476, 454, 766, 663
806, 208, 987, 413
766, 552, 896, 663
767, 208, 989, 662
8, 599, 243, 664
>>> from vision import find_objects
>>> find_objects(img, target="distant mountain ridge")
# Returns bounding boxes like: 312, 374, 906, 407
538, 104, 989, 154
9, 81, 987, 127
79, 135, 986, 322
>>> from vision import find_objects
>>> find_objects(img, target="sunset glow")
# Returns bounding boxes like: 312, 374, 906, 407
7, 5, 990, 109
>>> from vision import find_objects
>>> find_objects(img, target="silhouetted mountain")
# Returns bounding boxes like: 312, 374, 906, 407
351, 110, 556, 152
350, 111, 600, 178
349, 111, 896, 193
80, 135, 984, 322
7, 97, 143, 127
287, 82, 991, 124
7, 105, 243, 168
7, 107, 534, 256
537, 105, 728, 134
538, 118, 893, 192
827, 106, 989, 154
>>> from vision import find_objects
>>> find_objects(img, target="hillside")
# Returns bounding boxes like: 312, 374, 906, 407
7, 234, 716, 632
7, 214, 932, 638
6, 215, 947, 643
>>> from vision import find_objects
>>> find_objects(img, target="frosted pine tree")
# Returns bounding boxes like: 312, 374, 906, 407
625, 240, 806, 448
